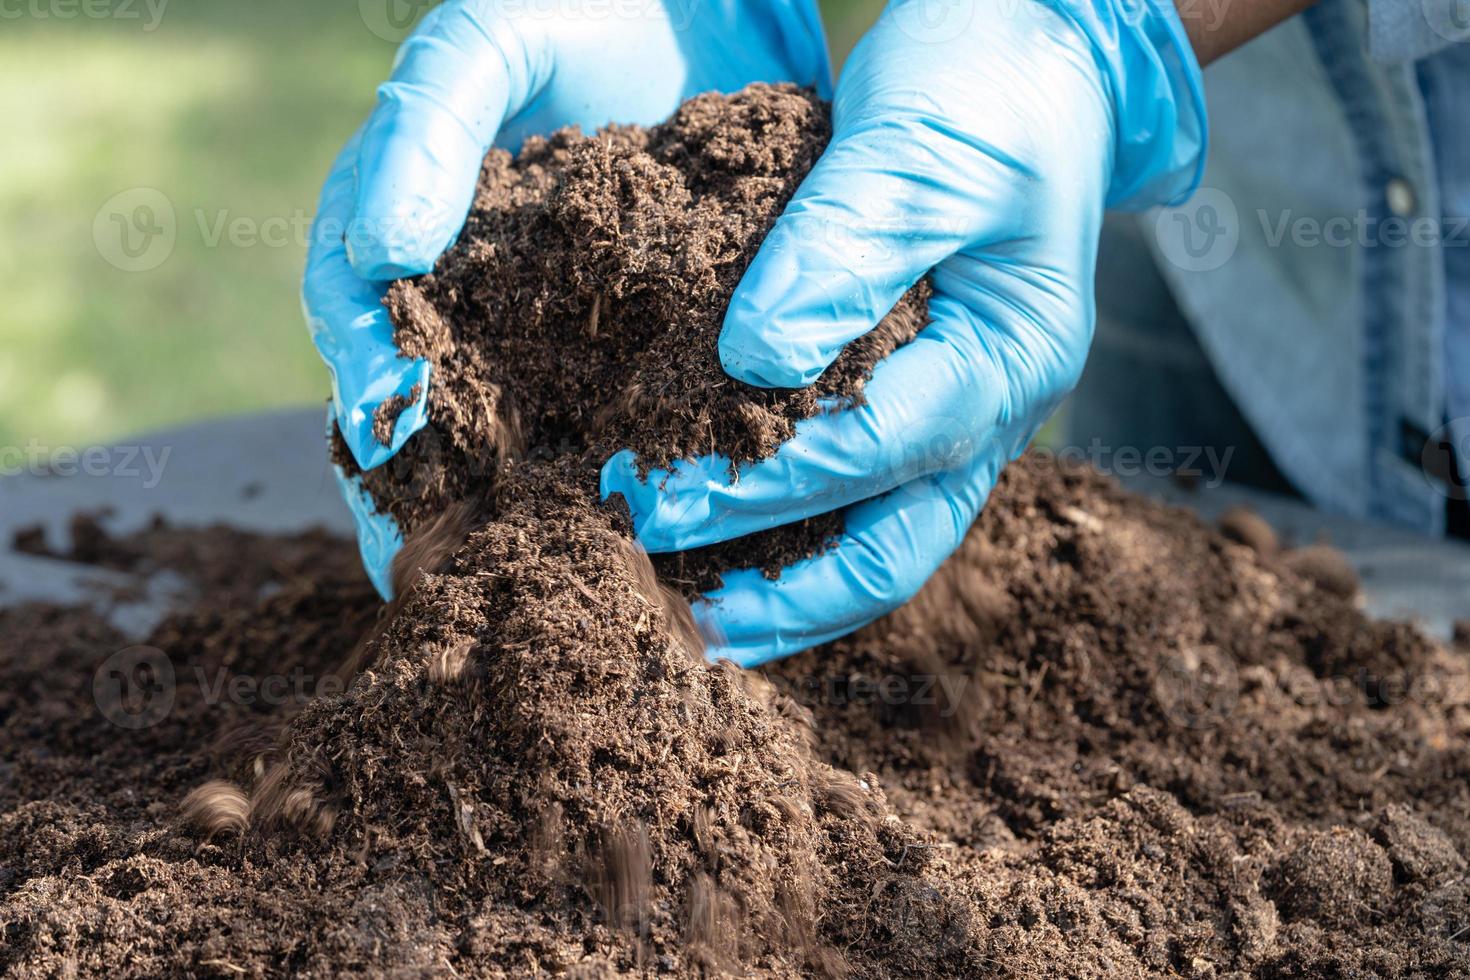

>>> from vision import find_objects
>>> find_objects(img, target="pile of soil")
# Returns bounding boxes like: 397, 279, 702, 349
4, 462, 1468, 976
3, 85, 1467, 976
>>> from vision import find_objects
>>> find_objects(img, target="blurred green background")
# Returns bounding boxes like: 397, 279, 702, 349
0, 0, 885, 450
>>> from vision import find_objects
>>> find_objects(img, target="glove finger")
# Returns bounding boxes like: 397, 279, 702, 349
349, 0, 540, 279
604, 294, 1010, 552
694, 447, 1005, 667
717, 108, 1018, 390
303, 130, 431, 470
328, 407, 405, 602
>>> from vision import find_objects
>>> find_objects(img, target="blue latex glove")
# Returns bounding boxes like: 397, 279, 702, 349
302, 0, 832, 599
601, 0, 1207, 666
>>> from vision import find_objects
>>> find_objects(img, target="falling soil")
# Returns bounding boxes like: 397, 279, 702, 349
3, 85, 1469, 977
333, 83, 927, 591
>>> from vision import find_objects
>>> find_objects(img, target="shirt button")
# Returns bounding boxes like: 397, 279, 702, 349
1387, 177, 1417, 218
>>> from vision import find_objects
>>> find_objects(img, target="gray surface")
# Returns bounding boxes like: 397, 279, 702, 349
0, 407, 1466, 639
0, 407, 353, 635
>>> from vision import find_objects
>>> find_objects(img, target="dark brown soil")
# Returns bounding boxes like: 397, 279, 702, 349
3, 85, 1467, 977
4, 460, 1469, 977
334, 84, 928, 589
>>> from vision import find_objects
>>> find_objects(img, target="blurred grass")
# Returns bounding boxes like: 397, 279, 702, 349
0, 0, 883, 449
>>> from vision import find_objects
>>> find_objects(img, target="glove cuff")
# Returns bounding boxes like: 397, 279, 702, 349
1046, 0, 1209, 209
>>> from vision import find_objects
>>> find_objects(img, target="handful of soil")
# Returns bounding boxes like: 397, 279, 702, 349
337, 83, 928, 587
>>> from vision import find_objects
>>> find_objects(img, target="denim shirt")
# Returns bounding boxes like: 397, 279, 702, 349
1133, 0, 1470, 534
1419, 43, 1470, 497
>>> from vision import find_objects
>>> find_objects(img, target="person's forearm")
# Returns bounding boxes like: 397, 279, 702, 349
1175, 0, 1318, 65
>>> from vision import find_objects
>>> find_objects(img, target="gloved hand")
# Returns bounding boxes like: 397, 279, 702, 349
302, 0, 832, 599
601, 0, 1207, 665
